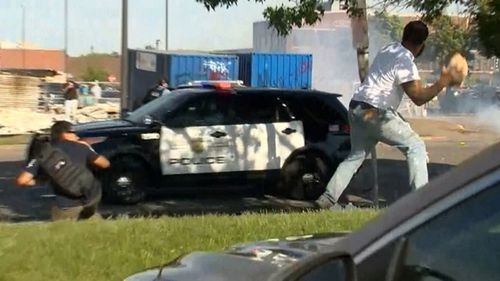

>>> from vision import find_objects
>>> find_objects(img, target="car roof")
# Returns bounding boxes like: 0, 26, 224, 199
334, 141, 500, 256
234, 87, 342, 97
172, 87, 342, 98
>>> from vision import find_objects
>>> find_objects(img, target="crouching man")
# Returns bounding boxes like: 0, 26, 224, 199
15, 121, 110, 221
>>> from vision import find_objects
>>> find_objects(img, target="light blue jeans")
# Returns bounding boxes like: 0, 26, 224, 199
323, 103, 428, 202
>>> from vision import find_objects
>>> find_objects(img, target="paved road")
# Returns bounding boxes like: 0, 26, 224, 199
0, 116, 498, 222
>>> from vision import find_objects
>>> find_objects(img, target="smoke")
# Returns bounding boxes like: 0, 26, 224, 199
474, 106, 500, 134
439, 86, 500, 134
280, 19, 393, 107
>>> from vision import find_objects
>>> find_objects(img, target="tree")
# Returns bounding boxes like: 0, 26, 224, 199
371, 11, 404, 43
423, 15, 471, 64
81, 66, 108, 81
475, 0, 499, 57
196, 0, 499, 57
370, 12, 471, 66
196, 0, 327, 36
373, 0, 498, 58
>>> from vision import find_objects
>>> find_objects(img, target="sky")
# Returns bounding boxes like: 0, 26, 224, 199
0, 0, 461, 56
0, 0, 293, 56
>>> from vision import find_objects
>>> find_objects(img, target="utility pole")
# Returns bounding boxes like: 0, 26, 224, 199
64, 0, 68, 78
120, 0, 129, 114
165, 0, 169, 50
350, 0, 379, 207
21, 4, 26, 69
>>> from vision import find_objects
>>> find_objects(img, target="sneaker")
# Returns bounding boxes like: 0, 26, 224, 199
342, 202, 357, 210
329, 204, 344, 211
315, 195, 336, 209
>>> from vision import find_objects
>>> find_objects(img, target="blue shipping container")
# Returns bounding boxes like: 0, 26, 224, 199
236, 53, 312, 89
127, 49, 239, 111
168, 54, 238, 86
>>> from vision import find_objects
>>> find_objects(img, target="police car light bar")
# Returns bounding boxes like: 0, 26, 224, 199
176, 80, 246, 90
191, 80, 245, 88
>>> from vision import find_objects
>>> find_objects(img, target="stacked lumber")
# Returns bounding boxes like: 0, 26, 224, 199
0, 74, 41, 110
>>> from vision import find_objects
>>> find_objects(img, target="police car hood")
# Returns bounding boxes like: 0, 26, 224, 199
124, 233, 347, 281
73, 119, 135, 133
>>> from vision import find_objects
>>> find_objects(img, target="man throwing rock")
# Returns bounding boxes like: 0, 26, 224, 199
316, 20, 453, 209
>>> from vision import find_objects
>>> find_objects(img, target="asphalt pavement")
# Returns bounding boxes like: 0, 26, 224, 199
0, 116, 498, 222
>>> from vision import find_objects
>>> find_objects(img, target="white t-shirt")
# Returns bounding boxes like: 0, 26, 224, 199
90, 85, 102, 99
352, 42, 420, 110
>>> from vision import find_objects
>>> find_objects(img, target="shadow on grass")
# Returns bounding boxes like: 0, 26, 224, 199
0, 159, 454, 222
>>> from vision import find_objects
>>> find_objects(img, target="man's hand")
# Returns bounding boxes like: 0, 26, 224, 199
15, 171, 36, 187
402, 66, 452, 106
437, 66, 453, 89
92, 156, 110, 169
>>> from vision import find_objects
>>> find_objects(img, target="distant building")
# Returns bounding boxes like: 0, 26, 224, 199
0, 46, 65, 71
0, 41, 121, 82
68, 53, 121, 82
253, 12, 372, 106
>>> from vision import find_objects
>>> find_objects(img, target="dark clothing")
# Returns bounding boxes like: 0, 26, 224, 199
50, 193, 101, 221
142, 85, 169, 105
24, 140, 101, 208
65, 88, 78, 100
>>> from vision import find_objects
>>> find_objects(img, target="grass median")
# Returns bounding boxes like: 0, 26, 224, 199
0, 134, 31, 145
0, 209, 379, 281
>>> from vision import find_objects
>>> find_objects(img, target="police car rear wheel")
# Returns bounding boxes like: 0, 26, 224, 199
280, 153, 332, 201
105, 157, 147, 204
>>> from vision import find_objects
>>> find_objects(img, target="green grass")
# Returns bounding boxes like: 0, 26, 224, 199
0, 134, 31, 145
0, 210, 379, 281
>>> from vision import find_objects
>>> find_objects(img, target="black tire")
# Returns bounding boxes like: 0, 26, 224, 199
279, 153, 334, 200
103, 155, 148, 204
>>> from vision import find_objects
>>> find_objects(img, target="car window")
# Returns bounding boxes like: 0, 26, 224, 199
282, 95, 347, 142
233, 94, 292, 124
400, 182, 500, 281
293, 95, 346, 125
358, 182, 500, 281
164, 94, 237, 127
125, 93, 190, 124
296, 259, 349, 281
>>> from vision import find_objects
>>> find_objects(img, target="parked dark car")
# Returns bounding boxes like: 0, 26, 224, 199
438, 84, 499, 113
28, 82, 351, 204
124, 142, 500, 281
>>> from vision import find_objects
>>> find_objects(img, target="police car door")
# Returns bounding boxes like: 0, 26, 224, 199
273, 97, 305, 168
159, 94, 239, 175
235, 94, 304, 171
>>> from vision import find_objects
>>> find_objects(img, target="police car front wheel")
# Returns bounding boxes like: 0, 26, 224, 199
104, 156, 148, 204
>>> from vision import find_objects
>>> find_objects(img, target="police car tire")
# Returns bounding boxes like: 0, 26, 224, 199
104, 156, 147, 204
280, 153, 333, 201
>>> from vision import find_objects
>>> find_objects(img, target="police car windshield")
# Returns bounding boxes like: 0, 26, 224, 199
125, 92, 190, 124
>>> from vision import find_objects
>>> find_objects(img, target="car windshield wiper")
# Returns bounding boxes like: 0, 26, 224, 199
155, 254, 184, 280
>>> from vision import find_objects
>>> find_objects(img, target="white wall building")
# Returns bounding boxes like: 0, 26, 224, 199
253, 11, 426, 116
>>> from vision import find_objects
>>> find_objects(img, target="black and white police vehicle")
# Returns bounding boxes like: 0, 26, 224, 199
29, 82, 352, 204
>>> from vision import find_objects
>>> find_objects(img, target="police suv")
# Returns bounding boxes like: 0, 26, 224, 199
29, 82, 352, 204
